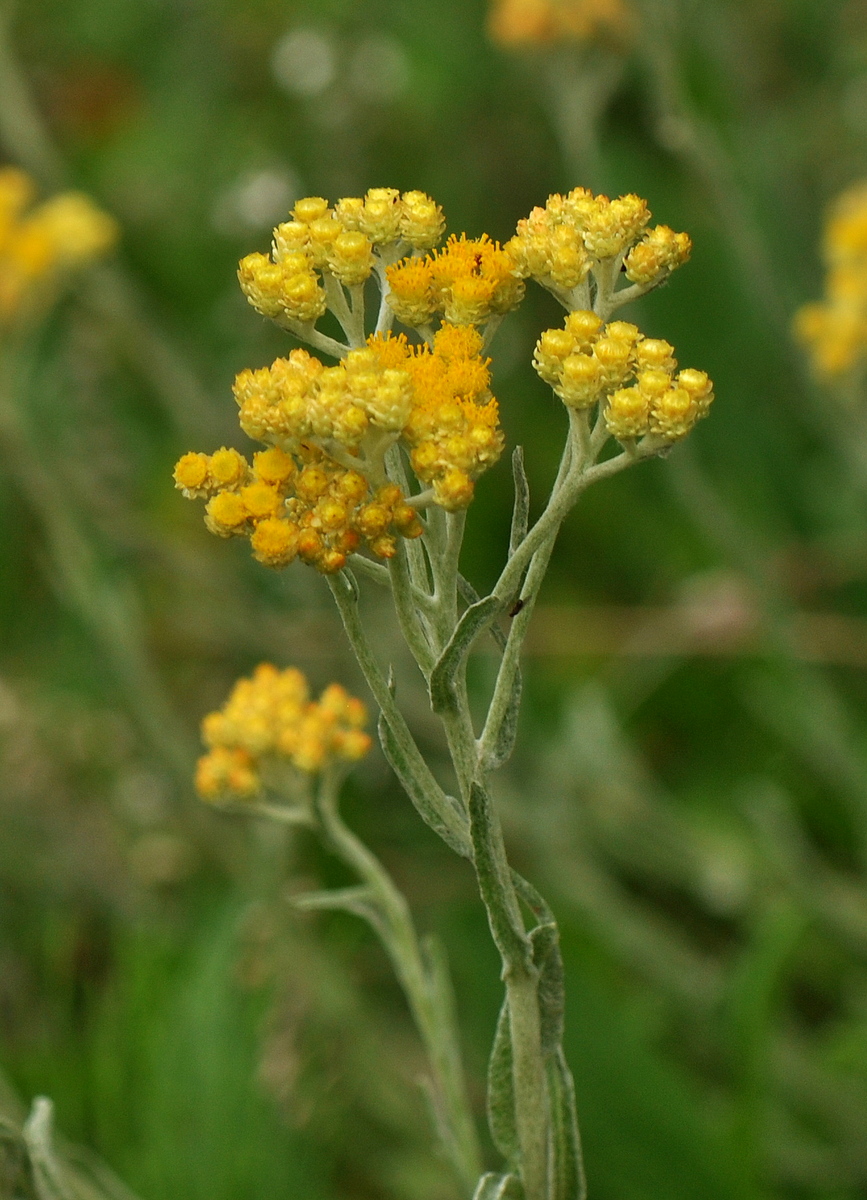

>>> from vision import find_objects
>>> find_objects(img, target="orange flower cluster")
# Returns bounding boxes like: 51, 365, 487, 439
386, 234, 525, 327
534, 310, 713, 441
195, 664, 371, 801
795, 181, 867, 377
372, 324, 505, 509
0, 166, 117, 324
488, 0, 633, 47
508, 187, 689, 298
238, 189, 445, 326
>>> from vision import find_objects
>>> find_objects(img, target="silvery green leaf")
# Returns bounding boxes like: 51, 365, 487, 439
509, 447, 529, 558
22, 1100, 74, 1200
510, 872, 556, 926
484, 668, 522, 772
429, 595, 501, 716
546, 1048, 586, 1200
292, 885, 384, 933
378, 708, 470, 858
473, 1171, 524, 1200
469, 783, 531, 967
530, 922, 565, 1054
458, 575, 507, 650
487, 1000, 519, 1168
336, 566, 359, 602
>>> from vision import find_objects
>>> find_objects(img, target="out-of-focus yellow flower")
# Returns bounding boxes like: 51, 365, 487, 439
534, 310, 713, 442
794, 181, 867, 377
195, 664, 371, 801
488, 0, 633, 49
0, 165, 117, 325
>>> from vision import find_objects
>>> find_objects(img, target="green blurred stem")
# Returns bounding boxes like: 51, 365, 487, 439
0, 343, 193, 778
313, 769, 483, 1192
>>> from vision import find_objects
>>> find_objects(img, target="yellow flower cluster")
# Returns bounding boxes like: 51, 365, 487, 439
0, 166, 117, 324
534, 310, 713, 441
195, 664, 371, 801
386, 234, 525, 327
794, 181, 867, 377
508, 187, 690, 297
174, 441, 422, 574
372, 324, 504, 509
238, 189, 445, 325
175, 320, 502, 565
488, 0, 633, 47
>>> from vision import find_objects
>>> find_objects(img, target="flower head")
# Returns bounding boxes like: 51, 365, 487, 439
195, 664, 372, 801
0, 166, 117, 325
795, 181, 867, 377
239, 189, 445, 328
535, 310, 713, 443
488, 0, 633, 47
386, 234, 524, 328
509, 187, 689, 302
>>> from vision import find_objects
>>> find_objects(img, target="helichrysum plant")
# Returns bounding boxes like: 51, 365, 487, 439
0, 165, 117, 330
795, 180, 867, 379
177, 185, 713, 1200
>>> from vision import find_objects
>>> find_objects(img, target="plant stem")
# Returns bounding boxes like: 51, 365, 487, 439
314, 771, 483, 1192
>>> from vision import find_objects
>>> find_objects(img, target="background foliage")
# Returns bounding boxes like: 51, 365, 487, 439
3, 0, 867, 1197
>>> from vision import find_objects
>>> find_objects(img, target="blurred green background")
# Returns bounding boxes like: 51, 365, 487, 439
3, 0, 867, 1197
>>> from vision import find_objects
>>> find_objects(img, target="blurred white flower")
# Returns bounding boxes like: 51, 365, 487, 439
348, 33, 410, 102
212, 167, 301, 233
272, 28, 337, 97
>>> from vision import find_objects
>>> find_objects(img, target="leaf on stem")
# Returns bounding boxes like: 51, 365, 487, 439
469, 783, 531, 968
510, 872, 556, 926
22, 1099, 75, 1200
483, 668, 522, 773
529, 923, 566, 1054
458, 574, 507, 651
509, 447, 530, 558
377, 706, 470, 857
472, 1172, 525, 1200
546, 1048, 586, 1200
292, 886, 388, 940
487, 1000, 520, 1168
429, 595, 501, 715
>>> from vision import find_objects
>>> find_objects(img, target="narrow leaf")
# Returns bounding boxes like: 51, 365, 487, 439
473, 1172, 525, 1200
509, 447, 530, 557
487, 1000, 519, 1167
292, 886, 387, 941
22, 1099, 74, 1200
429, 595, 501, 716
510, 872, 556, 926
459, 574, 507, 650
546, 1049, 586, 1200
530, 922, 566, 1054
484, 668, 522, 772
469, 783, 531, 968
378, 710, 470, 857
